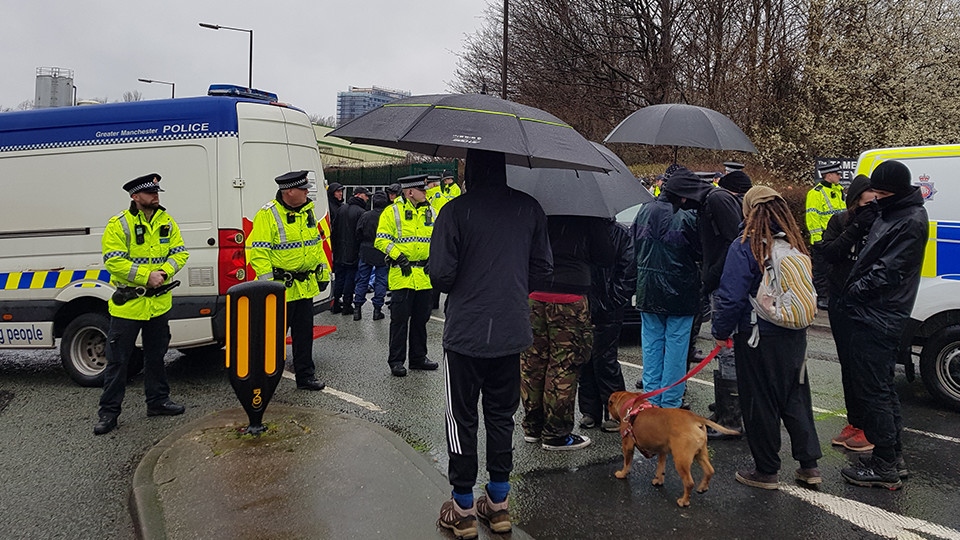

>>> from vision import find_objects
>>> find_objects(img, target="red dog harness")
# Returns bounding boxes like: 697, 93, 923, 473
617, 341, 730, 457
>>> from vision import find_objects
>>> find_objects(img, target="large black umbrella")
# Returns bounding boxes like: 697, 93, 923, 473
507, 143, 653, 218
604, 104, 757, 160
328, 93, 615, 172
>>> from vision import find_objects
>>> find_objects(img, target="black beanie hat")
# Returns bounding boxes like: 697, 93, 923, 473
718, 170, 752, 194
846, 174, 871, 206
870, 160, 912, 195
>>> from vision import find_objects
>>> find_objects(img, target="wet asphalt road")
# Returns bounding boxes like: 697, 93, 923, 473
1, 304, 959, 539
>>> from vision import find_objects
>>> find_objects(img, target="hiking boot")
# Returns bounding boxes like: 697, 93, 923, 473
372, 306, 385, 320
795, 467, 823, 486
841, 456, 902, 490
831, 424, 859, 446
600, 419, 620, 432
353, 305, 362, 321
842, 429, 875, 452
579, 415, 597, 429
541, 433, 591, 451
438, 498, 477, 540
476, 486, 511, 533
735, 469, 779, 490
860, 455, 909, 479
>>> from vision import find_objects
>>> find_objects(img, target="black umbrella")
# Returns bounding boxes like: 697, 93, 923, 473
507, 143, 653, 218
328, 93, 615, 172
604, 103, 757, 160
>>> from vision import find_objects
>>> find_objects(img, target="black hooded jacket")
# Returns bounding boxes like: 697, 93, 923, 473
332, 195, 368, 266
662, 168, 741, 295
429, 150, 553, 357
589, 220, 637, 320
357, 191, 390, 266
820, 175, 872, 298
840, 187, 928, 337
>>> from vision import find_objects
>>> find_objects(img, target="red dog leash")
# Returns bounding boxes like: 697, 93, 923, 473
618, 339, 732, 441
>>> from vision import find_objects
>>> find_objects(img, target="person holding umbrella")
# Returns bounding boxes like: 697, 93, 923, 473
431, 149, 552, 536
374, 174, 438, 377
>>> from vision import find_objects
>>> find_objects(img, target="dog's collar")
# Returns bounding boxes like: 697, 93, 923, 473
619, 399, 658, 441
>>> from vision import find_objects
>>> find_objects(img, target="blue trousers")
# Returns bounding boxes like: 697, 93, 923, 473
640, 312, 693, 408
353, 262, 387, 308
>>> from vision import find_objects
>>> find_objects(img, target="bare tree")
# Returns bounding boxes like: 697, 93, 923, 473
119, 91, 143, 102
308, 114, 337, 127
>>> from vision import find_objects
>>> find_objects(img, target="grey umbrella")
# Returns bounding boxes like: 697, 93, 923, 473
604, 104, 757, 158
327, 93, 615, 172
506, 143, 653, 218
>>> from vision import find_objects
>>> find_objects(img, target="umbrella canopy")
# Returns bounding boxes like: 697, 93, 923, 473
506, 143, 653, 218
604, 103, 757, 153
328, 93, 615, 172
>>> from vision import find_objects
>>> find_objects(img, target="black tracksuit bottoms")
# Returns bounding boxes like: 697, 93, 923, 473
845, 319, 903, 462
444, 350, 520, 492
735, 329, 821, 475
578, 310, 626, 421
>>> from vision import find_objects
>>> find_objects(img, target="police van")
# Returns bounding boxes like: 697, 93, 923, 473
855, 145, 960, 410
0, 85, 333, 386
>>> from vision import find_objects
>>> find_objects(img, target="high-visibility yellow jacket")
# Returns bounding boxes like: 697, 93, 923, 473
102, 206, 190, 320
805, 181, 846, 244
246, 197, 331, 302
441, 182, 462, 197
374, 198, 434, 291
427, 185, 455, 214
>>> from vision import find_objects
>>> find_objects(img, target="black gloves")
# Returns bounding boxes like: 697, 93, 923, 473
423, 262, 430, 276
852, 200, 880, 232
395, 253, 413, 277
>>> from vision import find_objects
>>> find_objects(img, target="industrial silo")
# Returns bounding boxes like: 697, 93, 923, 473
35, 67, 75, 108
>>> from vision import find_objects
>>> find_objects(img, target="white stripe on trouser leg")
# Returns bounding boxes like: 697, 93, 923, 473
443, 351, 462, 454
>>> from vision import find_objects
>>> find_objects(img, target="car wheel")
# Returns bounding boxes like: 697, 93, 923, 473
60, 313, 143, 387
920, 324, 960, 412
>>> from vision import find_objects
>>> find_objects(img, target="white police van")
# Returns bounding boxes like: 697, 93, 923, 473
0, 85, 333, 386
856, 145, 960, 410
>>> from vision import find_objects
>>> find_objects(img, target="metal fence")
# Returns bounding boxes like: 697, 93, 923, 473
324, 161, 459, 187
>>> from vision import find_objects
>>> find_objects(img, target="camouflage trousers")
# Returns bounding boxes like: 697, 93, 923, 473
521, 296, 594, 441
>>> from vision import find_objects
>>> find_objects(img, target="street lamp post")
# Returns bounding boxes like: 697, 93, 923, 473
138, 78, 176, 98
502, 0, 508, 99
199, 22, 254, 90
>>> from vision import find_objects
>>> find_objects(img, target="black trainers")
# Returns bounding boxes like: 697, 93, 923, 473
340, 303, 354, 316
860, 455, 909, 479
438, 498, 477, 539
600, 419, 620, 432
841, 456, 902, 490
390, 364, 407, 377
372, 307, 385, 320
330, 299, 342, 314
146, 400, 185, 416
541, 433, 591, 451
635, 379, 644, 390
409, 357, 439, 371
296, 378, 325, 391
579, 415, 597, 429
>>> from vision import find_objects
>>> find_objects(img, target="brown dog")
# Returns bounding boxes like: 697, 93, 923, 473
608, 390, 741, 507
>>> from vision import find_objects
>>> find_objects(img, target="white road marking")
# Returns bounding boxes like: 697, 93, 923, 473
430, 315, 445, 323
904, 427, 960, 445
781, 484, 960, 540
281, 371, 384, 412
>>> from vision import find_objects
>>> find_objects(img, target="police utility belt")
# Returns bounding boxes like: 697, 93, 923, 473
387, 258, 429, 268
112, 280, 181, 306
273, 267, 316, 288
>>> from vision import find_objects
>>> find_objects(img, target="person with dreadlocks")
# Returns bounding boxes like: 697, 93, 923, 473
710, 185, 822, 490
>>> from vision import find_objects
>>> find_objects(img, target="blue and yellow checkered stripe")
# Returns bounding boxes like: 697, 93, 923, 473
924, 220, 960, 279
0, 269, 111, 290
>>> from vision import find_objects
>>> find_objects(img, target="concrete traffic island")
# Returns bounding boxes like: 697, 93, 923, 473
131, 405, 529, 539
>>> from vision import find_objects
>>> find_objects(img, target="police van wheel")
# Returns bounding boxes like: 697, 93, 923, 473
60, 313, 111, 387
920, 325, 960, 412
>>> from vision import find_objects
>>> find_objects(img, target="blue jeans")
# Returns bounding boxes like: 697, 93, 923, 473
640, 312, 693, 408
353, 262, 387, 308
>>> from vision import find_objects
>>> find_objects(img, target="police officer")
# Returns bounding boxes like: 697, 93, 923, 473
246, 171, 331, 391
94, 173, 190, 435
805, 162, 847, 309
440, 171, 461, 198
375, 174, 437, 376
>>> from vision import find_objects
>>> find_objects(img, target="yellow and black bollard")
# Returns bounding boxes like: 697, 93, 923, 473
225, 281, 286, 435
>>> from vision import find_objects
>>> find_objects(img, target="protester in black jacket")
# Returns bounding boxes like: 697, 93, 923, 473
431, 149, 552, 531
578, 219, 635, 432
819, 175, 876, 451
840, 161, 927, 490
331, 188, 369, 316
353, 190, 390, 320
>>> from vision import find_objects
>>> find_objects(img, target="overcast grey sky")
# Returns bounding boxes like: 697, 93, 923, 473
0, 0, 488, 117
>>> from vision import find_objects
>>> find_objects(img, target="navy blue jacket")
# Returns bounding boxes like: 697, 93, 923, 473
632, 198, 701, 316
